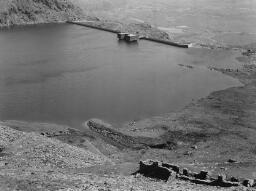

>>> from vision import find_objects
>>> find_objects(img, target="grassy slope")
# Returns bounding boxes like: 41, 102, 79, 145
0, 0, 84, 26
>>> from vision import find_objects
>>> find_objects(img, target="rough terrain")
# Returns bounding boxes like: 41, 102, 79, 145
0, 0, 169, 41
0, 0, 84, 27
0, 125, 253, 191
0, 0, 256, 190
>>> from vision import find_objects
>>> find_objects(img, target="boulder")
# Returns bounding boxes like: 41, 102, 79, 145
243, 179, 254, 187
191, 145, 198, 149
183, 168, 189, 176
227, 159, 238, 163
229, 177, 239, 183
217, 174, 227, 182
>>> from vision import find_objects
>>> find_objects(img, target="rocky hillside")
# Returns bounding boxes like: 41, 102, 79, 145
0, 0, 84, 27
0, 125, 109, 169
0, 124, 247, 191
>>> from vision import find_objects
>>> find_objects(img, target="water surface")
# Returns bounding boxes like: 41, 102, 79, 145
0, 24, 241, 128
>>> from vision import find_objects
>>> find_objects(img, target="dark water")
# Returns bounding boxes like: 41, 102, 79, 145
0, 24, 241, 128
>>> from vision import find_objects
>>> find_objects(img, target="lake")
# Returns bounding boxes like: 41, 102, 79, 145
0, 24, 241, 128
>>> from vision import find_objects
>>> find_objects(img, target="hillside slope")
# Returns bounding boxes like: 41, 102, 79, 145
0, 125, 243, 191
0, 0, 84, 27
0, 125, 109, 170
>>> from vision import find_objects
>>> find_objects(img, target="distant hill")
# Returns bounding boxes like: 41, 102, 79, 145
0, 0, 84, 27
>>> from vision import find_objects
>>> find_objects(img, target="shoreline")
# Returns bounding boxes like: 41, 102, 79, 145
0, 18, 250, 128
1, 17, 256, 190
1, 16, 254, 51
0, 17, 254, 142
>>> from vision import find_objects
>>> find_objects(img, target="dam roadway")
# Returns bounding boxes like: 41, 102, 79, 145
67, 21, 189, 48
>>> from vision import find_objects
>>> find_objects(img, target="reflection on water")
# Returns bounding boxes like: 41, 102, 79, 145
0, 24, 241, 128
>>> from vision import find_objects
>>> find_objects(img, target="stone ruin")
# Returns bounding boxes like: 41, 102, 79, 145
134, 160, 255, 188
134, 160, 171, 181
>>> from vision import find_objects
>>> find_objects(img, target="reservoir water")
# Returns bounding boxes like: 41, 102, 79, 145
0, 24, 241, 128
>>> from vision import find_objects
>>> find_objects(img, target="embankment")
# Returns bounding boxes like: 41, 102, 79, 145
68, 21, 189, 48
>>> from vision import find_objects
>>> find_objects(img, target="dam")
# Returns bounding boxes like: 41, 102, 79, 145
68, 21, 190, 48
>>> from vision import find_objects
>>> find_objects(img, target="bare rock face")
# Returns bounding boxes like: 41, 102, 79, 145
0, 0, 84, 27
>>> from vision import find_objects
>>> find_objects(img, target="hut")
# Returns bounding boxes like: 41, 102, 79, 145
117, 32, 129, 40
124, 34, 139, 42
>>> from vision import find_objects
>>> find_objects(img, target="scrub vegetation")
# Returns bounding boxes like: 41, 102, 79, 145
0, 0, 84, 26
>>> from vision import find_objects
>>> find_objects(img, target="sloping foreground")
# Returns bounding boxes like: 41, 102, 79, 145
0, 124, 249, 191
0, 125, 109, 169
0, 170, 246, 191
0, 0, 84, 27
